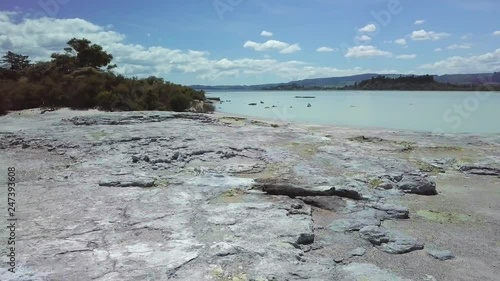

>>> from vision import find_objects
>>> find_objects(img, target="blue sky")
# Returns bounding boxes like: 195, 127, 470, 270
0, 0, 499, 85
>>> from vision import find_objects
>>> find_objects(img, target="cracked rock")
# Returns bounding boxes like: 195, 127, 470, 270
359, 226, 424, 254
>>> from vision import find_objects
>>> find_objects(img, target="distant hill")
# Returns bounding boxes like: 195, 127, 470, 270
191, 72, 500, 91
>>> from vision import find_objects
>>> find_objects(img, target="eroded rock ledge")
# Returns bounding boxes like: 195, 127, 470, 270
0, 109, 498, 281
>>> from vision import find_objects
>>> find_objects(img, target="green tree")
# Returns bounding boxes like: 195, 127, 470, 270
51, 38, 114, 71
1, 51, 31, 71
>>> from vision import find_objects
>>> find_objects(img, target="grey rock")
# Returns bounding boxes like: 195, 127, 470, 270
210, 242, 238, 257
370, 203, 410, 219
427, 249, 455, 261
339, 263, 411, 281
360, 226, 424, 254
359, 226, 390, 245
382, 236, 424, 254
349, 247, 367, 257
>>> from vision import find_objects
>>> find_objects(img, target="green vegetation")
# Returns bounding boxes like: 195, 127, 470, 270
261, 74, 500, 91
417, 210, 473, 224
368, 178, 384, 188
0, 38, 210, 115
342, 75, 500, 91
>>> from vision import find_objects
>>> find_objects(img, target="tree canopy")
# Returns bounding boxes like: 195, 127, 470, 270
1, 51, 31, 71
51, 38, 115, 72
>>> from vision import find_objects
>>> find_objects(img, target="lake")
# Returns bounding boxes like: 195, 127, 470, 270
208, 91, 500, 134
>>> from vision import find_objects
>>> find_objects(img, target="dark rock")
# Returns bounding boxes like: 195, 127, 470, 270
298, 196, 346, 212
459, 165, 500, 176
296, 233, 314, 245
143, 155, 150, 162
255, 182, 363, 200
132, 155, 140, 163
397, 175, 437, 195
99, 177, 155, 188
22, 143, 30, 149
152, 158, 172, 164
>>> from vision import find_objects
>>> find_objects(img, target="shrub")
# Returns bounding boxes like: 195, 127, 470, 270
202, 102, 215, 113
0, 94, 7, 115
170, 94, 191, 112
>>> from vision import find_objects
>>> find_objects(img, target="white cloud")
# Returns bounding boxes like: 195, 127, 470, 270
434, 48, 443, 52
316, 46, 337, 52
395, 54, 417, 59
494, 31, 500, 36
345, 45, 392, 58
447, 44, 471, 50
358, 24, 377, 33
355, 35, 372, 42
243, 40, 301, 54
411, 30, 451, 41
419, 49, 500, 74
261, 30, 273, 37
414, 20, 425, 25
394, 38, 407, 46
2, 13, 359, 82
461, 34, 471, 40
280, 44, 301, 54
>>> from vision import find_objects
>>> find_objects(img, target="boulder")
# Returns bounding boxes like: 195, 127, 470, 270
397, 175, 437, 195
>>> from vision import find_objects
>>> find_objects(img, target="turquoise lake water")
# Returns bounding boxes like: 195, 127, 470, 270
208, 91, 500, 134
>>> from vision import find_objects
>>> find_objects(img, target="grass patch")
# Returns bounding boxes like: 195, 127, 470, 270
89, 131, 109, 141
417, 210, 473, 224
415, 160, 446, 174
210, 266, 249, 281
396, 141, 416, 152
210, 189, 246, 204
368, 178, 384, 188
288, 142, 320, 158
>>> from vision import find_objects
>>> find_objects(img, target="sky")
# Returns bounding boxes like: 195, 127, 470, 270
0, 0, 499, 85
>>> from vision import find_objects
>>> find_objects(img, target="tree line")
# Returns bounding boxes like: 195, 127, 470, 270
0, 38, 212, 115
343, 75, 500, 91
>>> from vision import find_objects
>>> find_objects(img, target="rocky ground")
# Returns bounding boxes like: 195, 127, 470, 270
0, 109, 499, 281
